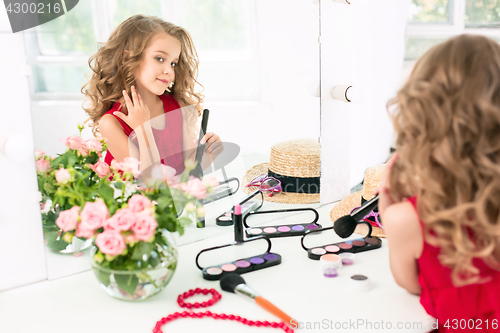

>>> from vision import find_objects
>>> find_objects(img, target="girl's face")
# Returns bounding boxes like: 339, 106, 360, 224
134, 32, 181, 97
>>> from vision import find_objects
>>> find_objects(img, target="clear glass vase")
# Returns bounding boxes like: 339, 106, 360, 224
90, 231, 178, 301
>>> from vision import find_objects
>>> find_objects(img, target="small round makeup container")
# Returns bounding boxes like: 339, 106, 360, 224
349, 274, 370, 292
339, 253, 355, 265
320, 254, 342, 278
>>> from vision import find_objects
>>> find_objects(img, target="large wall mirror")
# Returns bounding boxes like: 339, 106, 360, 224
22, 0, 320, 281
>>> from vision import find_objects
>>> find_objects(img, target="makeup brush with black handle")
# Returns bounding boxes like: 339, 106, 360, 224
333, 194, 379, 238
220, 273, 294, 325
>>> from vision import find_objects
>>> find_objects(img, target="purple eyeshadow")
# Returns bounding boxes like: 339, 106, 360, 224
235, 260, 251, 268
277, 226, 291, 232
249, 257, 265, 265
306, 224, 319, 230
292, 225, 305, 231
263, 253, 278, 261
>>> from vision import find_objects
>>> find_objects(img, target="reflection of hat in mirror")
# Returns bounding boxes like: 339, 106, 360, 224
330, 164, 386, 237
242, 139, 320, 204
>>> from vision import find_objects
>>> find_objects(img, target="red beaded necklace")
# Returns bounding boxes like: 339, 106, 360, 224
153, 288, 295, 333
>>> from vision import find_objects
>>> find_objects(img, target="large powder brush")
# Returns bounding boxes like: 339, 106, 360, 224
333, 195, 379, 238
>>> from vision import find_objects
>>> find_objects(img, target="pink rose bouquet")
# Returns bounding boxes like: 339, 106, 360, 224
37, 126, 220, 296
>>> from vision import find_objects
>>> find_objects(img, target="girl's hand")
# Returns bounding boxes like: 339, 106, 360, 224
201, 132, 224, 156
376, 152, 399, 218
113, 86, 151, 130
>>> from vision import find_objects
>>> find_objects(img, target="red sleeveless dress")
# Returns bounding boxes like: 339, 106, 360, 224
103, 93, 185, 175
408, 196, 500, 332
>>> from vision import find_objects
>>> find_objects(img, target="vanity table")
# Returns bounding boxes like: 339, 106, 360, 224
0, 199, 431, 333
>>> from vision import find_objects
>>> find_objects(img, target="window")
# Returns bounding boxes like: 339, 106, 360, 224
25, 0, 258, 101
405, 0, 500, 61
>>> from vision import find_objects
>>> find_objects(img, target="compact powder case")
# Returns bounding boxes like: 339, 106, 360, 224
301, 226, 382, 260
195, 236, 281, 281
244, 208, 321, 238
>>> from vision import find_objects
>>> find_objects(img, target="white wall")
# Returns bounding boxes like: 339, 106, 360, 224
320, 0, 410, 204
0, 9, 47, 291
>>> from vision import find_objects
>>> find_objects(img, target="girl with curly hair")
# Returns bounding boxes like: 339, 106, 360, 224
380, 34, 500, 331
82, 15, 222, 174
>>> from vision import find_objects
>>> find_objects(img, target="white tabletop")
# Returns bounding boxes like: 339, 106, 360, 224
0, 202, 432, 333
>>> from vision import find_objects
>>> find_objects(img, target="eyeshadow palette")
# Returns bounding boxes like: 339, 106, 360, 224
244, 208, 321, 238
305, 236, 382, 260
301, 226, 382, 260
201, 252, 282, 281
196, 235, 281, 281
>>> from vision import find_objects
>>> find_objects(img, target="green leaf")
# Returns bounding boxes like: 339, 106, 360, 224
51, 155, 64, 169
114, 273, 139, 296
148, 251, 160, 268
95, 270, 111, 287
114, 182, 123, 190
44, 231, 70, 252
178, 217, 193, 226
156, 196, 171, 212
99, 183, 114, 204
66, 152, 78, 167
176, 224, 185, 236
43, 182, 55, 194
131, 242, 154, 261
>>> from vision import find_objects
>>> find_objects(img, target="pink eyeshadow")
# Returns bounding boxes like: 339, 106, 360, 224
325, 245, 340, 253
263, 227, 277, 233
277, 226, 291, 232
221, 264, 237, 272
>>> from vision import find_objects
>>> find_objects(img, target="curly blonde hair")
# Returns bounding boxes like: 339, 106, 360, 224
82, 15, 203, 135
388, 34, 500, 287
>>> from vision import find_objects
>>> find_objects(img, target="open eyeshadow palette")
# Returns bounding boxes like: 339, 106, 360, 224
244, 208, 322, 238
301, 226, 382, 260
196, 236, 281, 281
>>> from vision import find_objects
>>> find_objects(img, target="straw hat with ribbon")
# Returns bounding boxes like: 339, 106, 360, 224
330, 164, 386, 237
242, 139, 320, 204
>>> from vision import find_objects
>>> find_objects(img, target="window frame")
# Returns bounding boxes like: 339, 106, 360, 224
405, 0, 500, 64
25, 0, 260, 102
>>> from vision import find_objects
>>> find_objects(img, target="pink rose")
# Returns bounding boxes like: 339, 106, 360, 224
110, 159, 123, 171
89, 160, 110, 179
128, 194, 152, 213
55, 168, 71, 183
36, 159, 51, 173
55, 206, 80, 232
80, 199, 108, 230
181, 178, 207, 199
110, 157, 140, 177
124, 233, 137, 245
95, 230, 126, 256
203, 176, 219, 188
106, 208, 136, 231
122, 157, 141, 177
132, 214, 158, 241
75, 224, 94, 239
84, 138, 103, 153
78, 148, 89, 157
61, 136, 84, 150
35, 149, 45, 159
151, 164, 177, 182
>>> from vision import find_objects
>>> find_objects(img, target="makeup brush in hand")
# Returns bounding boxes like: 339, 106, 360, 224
220, 273, 294, 325
333, 194, 379, 238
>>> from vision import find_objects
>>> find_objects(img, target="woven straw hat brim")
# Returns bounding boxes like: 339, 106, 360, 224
329, 190, 385, 238
242, 163, 320, 204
